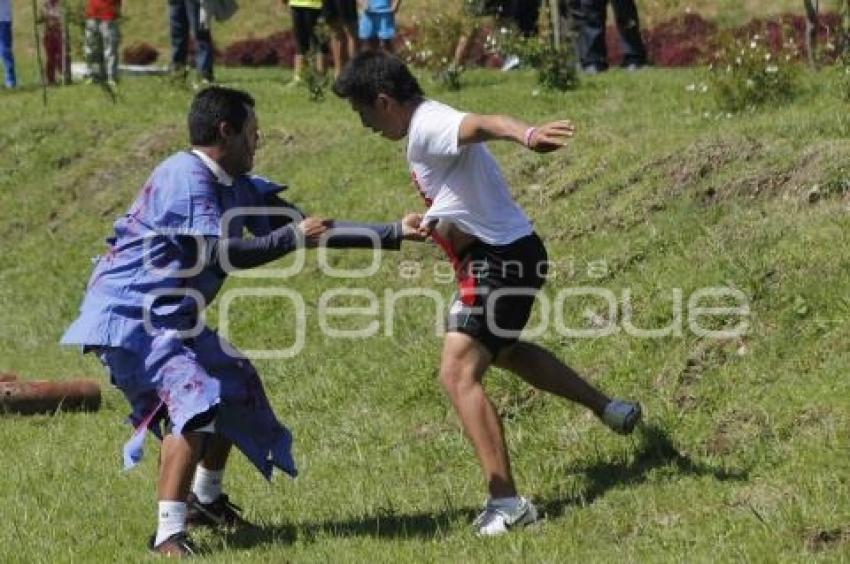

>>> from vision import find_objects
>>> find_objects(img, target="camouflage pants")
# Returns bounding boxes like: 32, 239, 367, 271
85, 19, 121, 82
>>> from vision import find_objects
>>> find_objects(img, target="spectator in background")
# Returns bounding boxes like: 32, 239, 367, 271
282, 0, 326, 86
358, 0, 400, 54
506, 0, 540, 37
499, 0, 542, 70
0, 0, 15, 89
324, 0, 358, 78
41, 0, 63, 85
85, 0, 121, 87
450, 0, 509, 74
573, 0, 647, 73
169, 0, 214, 85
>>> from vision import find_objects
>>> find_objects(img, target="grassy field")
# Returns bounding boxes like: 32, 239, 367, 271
3, 46, 850, 563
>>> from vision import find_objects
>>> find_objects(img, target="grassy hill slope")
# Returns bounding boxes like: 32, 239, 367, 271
1, 65, 850, 561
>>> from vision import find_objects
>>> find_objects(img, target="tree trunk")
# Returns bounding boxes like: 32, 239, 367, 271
803, 0, 819, 69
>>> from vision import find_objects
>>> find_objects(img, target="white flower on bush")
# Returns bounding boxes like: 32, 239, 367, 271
765, 65, 778, 74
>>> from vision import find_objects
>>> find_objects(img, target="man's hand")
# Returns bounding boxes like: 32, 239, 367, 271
401, 213, 430, 241
296, 216, 329, 246
527, 120, 575, 153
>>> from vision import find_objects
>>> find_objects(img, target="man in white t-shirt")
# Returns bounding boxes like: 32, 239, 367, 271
0, 0, 16, 88
333, 51, 642, 536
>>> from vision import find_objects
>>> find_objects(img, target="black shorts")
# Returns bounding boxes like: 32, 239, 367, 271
291, 6, 323, 54
323, 0, 358, 24
446, 232, 548, 358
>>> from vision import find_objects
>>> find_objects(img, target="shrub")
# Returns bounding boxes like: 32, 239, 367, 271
400, 6, 470, 89
122, 43, 159, 65
490, 1, 578, 91
642, 13, 719, 67
222, 31, 297, 67
709, 30, 800, 112
398, 1, 502, 90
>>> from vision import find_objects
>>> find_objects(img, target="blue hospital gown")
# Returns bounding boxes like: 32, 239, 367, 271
62, 151, 297, 479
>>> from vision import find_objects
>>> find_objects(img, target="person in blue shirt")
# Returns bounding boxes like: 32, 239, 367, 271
62, 85, 422, 556
358, 0, 400, 54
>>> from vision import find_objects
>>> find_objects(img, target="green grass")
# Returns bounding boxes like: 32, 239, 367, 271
3, 61, 850, 562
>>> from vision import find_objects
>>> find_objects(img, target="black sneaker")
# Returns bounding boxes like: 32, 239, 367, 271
186, 493, 250, 529
148, 531, 197, 557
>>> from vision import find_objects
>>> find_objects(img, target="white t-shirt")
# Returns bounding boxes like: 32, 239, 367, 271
0, 0, 12, 23
407, 99, 532, 246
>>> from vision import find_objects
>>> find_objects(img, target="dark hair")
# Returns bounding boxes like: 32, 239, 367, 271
188, 86, 256, 146
332, 51, 423, 106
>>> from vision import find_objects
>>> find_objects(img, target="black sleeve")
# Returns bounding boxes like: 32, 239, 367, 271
177, 220, 402, 274
178, 226, 299, 275
323, 220, 404, 250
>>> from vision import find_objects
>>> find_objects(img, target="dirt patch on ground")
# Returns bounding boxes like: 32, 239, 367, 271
630, 138, 850, 207
668, 137, 764, 196
804, 527, 850, 552
673, 338, 745, 410
725, 142, 850, 203
704, 408, 771, 456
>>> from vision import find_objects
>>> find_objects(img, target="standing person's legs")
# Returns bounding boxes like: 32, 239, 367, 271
168, 0, 190, 72
102, 19, 121, 83
44, 27, 61, 84
577, 0, 608, 71
507, 0, 540, 37
0, 21, 14, 88
185, 0, 214, 81
611, 0, 647, 67
84, 18, 104, 81
291, 7, 324, 83
358, 11, 378, 52
377, 12, 395, 53
325, 0, 358, 78
290, 7, 308, 82
328, 23, 342, 76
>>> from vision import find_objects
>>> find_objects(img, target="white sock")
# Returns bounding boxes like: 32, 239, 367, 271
191, 465, 224, 504
155, 501, 187, 546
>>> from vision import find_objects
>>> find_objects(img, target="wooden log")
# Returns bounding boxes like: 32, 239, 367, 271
0, 379, 101, 415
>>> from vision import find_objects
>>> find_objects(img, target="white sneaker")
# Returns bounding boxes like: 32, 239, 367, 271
472, 496, 538, 536
602, 400, 642, 435
501, 54, 521, 71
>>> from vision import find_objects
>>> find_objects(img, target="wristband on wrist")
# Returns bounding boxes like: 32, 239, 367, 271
523, 126, 537, 148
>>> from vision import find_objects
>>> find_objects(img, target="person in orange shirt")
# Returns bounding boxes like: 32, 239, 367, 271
84, 0, 121, 86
